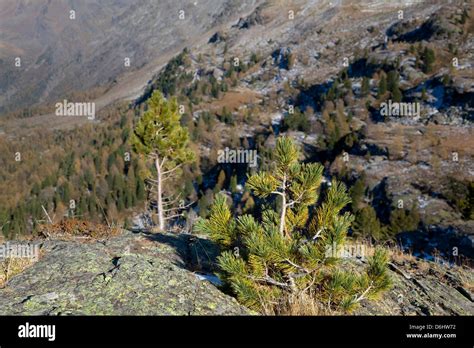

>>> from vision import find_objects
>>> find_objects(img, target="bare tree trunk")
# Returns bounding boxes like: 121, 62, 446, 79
41, 205, 53, 224
279, 174, 287, 237
155, 157, 165, 231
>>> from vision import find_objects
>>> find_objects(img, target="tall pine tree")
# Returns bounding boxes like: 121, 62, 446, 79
131, 91, 195, 231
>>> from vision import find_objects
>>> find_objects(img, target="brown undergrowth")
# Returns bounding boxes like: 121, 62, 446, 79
38, 219, 121, 241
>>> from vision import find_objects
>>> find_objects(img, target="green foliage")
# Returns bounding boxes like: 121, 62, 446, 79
361, 77, 370, 97
230, 175, 238, 193
195, 137, 391, 313
131, 91, 194, 167
391, 86, 403, 103
443, 178, 474, 220
378, 73, 387, 98
388, 204, 420, 235
322, 247, 391, 312
387, 70, 402, 102
320, 103, 350, 151
421, 87, 427, 101
131, 90, 195, 230
366, 248, 392, 294
219, 107, 234, 125
197, 194, 210, 218
215, 170, 226, 192
282, 107, 310, 132
153, 50, 191, 97
352, 206, 383, 241
349, 173, 366, 212
247, 137, 323, 234
421, 47, 436, 74
194, 195, 236, 247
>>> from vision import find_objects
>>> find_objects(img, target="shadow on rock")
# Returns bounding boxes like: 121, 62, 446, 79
141, 231, 221, 275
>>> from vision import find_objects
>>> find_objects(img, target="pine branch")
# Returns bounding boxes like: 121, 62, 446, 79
270, 190, 285, 197
163, 213, 184, 220
162, 201, 194, 212
162, 193, 183, 206
146, 178, 160, 185
247, 274, 291, 290
283, 258, 311, 274
312, 228, 324, 240
353, 282, 373, 303
162, 163, 183, 175
286, 190, 305, 208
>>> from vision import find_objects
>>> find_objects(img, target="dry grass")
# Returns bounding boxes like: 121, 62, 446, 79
458, 267, 474, 292
261, 291, 321, 316
387, 243, 416, 264
203, 88, 261, 113
370, 123, 474, 157
277, 293, 321, 315
38, 219, 121, 242
0, 253, 41, 288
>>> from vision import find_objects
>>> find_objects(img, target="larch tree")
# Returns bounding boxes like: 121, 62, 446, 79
131, 91, 195, 231
195, 137, 391, 313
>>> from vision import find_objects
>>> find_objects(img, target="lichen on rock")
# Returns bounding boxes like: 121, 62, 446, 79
0, 231, 250, 315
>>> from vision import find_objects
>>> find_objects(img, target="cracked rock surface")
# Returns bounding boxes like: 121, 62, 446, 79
354, 259, 474, 315
1, 229, 472, 316
0, 231, 250, 315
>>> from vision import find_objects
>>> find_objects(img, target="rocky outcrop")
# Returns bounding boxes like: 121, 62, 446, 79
1, 230, 472, 316
0, 231, 250, 315
356, 257, 474, 315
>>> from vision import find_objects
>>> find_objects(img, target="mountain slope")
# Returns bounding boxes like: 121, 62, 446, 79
0, 0, 261, 115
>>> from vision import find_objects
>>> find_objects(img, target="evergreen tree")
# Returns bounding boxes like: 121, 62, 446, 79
388, 204, 420, 235
87, 196, 97, 218
215, 169, 226, 192
361, 77, 370, 97
197, 194, 209, 218
136, 176, 145, 201
387, 70, 402, 102
353, 206, 383, 241
131, 91, 195, 231
78, 198, 87, 218
283, 107, 310, 132
125, 188, 134, 208
421, 87, 427, 101
230, 174, 238, 193
392, 87, 402, 103
242, 195, 255, 214
377, 73, 387, 98
195, 137, 391, 313
321, 109, 338, 151
460, 8, 469, 24
421, 47, 436, 73
246, 137, 323, 236
349, 173, 366, 212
